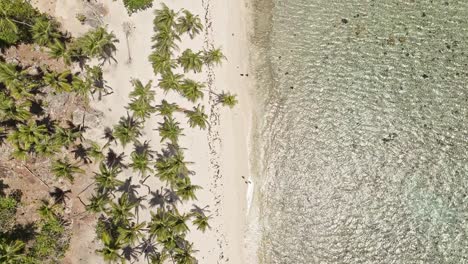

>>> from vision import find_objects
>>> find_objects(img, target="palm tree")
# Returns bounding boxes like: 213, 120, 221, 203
0, 240, 25, 264
158, 71, 183, 93
0, 93, 31, 122
48, 40, 67, 61
76, 27, 119, 64
65, 42, 89, 67
113, 113, 143, 147
43, 70, 73, 93
51, 158, 84, 183
218, 92, 238, 108
128, 97, 156, 121
94, 162, 123, 193
7, 79, 37, 100
156, 100, 179, 117
148, 251, 169, 264
53, 124, 83, 149
37, 199, 59, 221
157, 116, 183, 143
169, 210, 190, 234
87, 140, 105, 162
184, 104, 208, 129
178, 49, 203, 73
175, 177, 201, 201
127, 79, 156, 121
149, 52, 176, 75
129, 141, 154, 176
109, 193, 137, 225
151, 24, 180, 55
176, 10, 203, 39
155, 145, 191, 185
191, 212, 211, 232
7, 121, 48, 151
117, 222, 146, 246
86, 192, 111, 213
180, 79, 204, 102
203, 48, 226, 66
0, 62, 21, 88
147, 208, 173, 240
0, 63, 36, 100
31, 18, 61, 46
35, 136, 61, 157
85, 65, 112, 100
129, 79, 155, 99
72, 76, 92, 99
173, 241, 198, 264
0, 11, 20, 45
96, 231, 125, 263
154, 3, 178, 29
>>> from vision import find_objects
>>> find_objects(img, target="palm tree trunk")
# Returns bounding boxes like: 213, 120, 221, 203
23, 165, 50, 188
77, 196, 87, 207
140, 174, 151, 184
125, 34, 132, 64
9, 18, 33, 27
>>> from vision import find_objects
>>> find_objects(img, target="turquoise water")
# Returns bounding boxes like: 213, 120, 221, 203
253, 1, 468, 263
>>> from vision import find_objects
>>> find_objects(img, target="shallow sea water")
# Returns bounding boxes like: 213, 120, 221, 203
253, 1, 468, 263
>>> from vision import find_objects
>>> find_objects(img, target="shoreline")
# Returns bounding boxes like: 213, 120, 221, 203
40, 0, 257, 263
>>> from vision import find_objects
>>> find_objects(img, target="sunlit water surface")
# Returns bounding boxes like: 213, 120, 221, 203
253, 1, 468, 263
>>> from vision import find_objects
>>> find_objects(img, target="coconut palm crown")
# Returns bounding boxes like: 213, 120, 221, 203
180, 79, 204, 102
218, 92, 238, 108
176, 10, 203, 39
178, 49, 203, 73
157, 116, 183, 144
185, 104, 208, 130
31, 18, 61, 46
76, 27, 119, 63
113, 113, 143, 147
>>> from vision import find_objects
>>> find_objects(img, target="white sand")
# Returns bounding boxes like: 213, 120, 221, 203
51, 0, 255, 263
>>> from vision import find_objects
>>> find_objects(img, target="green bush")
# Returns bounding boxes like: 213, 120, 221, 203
0, 196, 18, 232
0, 0, 43, 46
123, 0, 154, 15
31, 217, 69, 261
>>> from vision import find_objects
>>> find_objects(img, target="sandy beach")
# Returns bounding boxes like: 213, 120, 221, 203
34, 0, 256, 263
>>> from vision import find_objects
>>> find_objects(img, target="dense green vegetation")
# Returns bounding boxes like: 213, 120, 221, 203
0, 0, 47, 47
123, 0, 154, 15
0, 1, 118, 262
0, 187, 70, 263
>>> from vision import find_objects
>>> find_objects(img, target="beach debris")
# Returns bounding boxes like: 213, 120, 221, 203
382, 133, 398, 143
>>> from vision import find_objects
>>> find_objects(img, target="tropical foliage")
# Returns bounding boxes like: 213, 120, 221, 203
113, 113, 143, 147
178, 49, 203, 73
185, 104, 208, 129
31, 17, 62, 46
75, 27, 119, 64
203, 48, 226, 66
0, 1, 240, 264
218, 92, 238, 108
176, 10, 203, 39
0, 188, 70, 263
51, 158, 84, 183
123, 0, 154, 15
127, 79, 156, 121
0, 0, 44, 47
